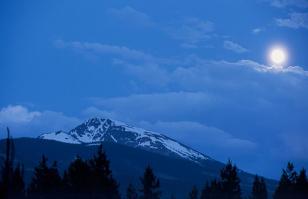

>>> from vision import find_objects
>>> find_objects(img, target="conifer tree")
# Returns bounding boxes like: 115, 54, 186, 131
63, 146, 120, 198
28, 155, 62, 198
47, 161, 62, 193
0, 128, 25, 199
188, 185, 198, 199
28, 155, 50, 194
286, 162, 297, 184
274, 162, 297, 199
12, 164, 25, 198
200, 180, 222, 199
64, 156, 92, 194
251, 175, 267, 199
140, 166, 161, 199
0, 128, 14, 199
126, 183, 138, 199
89, 144, 120, 199
220, 160, 241, 199
61, 170, 70, 193
295, 168, 308, 199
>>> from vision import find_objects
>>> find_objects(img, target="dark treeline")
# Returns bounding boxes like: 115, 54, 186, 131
187, 161, 308, 199
1, 129, 308, 199
0, 128, 161, 199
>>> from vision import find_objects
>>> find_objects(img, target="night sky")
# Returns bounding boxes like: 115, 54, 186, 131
1, 0, 308, 179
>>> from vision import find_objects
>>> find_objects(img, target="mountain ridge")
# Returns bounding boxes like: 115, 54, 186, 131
38, 117, 210, 163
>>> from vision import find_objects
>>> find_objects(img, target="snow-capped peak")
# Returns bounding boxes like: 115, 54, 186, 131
38, 117, 210, 163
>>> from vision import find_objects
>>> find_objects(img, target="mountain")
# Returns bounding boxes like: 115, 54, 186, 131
38, 117, 210, 163
0, 118, 277, 198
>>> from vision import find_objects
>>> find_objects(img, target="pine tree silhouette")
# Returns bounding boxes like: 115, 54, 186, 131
295, 168, 308, 199
0, 128, 14, 199
251, 175, 267, 199
47, 161, 63, 193
28, 155, 63, 199
200, 160, 242, 199
61, 170, 70, 193
0, 128, 25, 199
188, 185, 198, 199
62, 145, 120, 199
64, 155, 92, 195
12, 164, 25, 198
220, 160, 241, 199
126, 183, 138, 199
274, 162, 297, 199
200, 180, 222, 199
28, 155, 49, 193
140, 165, 161, 199
89, 144, 120, 199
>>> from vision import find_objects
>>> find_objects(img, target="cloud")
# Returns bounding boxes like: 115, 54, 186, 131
54, 40, 154, 62
107, 6, 154, 27
0, 105, 41, 124
166, 17, 214, 48
55, 40, 308, 89
276, 12, 308, 29
222, 59, 308, 76
0, 105, 81, 138
223, 40, 248, 53
279, 132, 308, 160
88, 92, 216, 123
268, 0, 308, 8
112, 59, 170, 86
139, 121, 257, 159
54, 40, 184, 87
252, 28, 263, 34
107, 9, 216, 48
54, 40, 174, 86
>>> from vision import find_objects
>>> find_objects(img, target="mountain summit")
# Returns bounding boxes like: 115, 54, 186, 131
38, 117, 210, 163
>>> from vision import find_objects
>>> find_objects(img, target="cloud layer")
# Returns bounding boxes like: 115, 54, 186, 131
269, 0, 308, 8
3, 1, 308, 179
223, 41, 248, 53
107, 6, 154, 27
166, 17, 214, 48
276, 12, 308, 29
0, 105, 80, 138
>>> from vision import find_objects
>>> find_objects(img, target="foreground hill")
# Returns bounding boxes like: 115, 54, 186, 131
0, 137, 277, 198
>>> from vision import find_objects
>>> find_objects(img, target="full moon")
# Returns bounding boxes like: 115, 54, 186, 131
270, 48, 287, 65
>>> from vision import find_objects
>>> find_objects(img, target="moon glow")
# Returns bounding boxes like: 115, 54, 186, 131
270, 47, 287, 67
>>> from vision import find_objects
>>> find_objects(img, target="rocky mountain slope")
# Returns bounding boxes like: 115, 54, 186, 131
39, 117, 210, 163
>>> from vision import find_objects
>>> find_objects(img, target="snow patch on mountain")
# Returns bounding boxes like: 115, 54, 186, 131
39, 131, 80, 144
